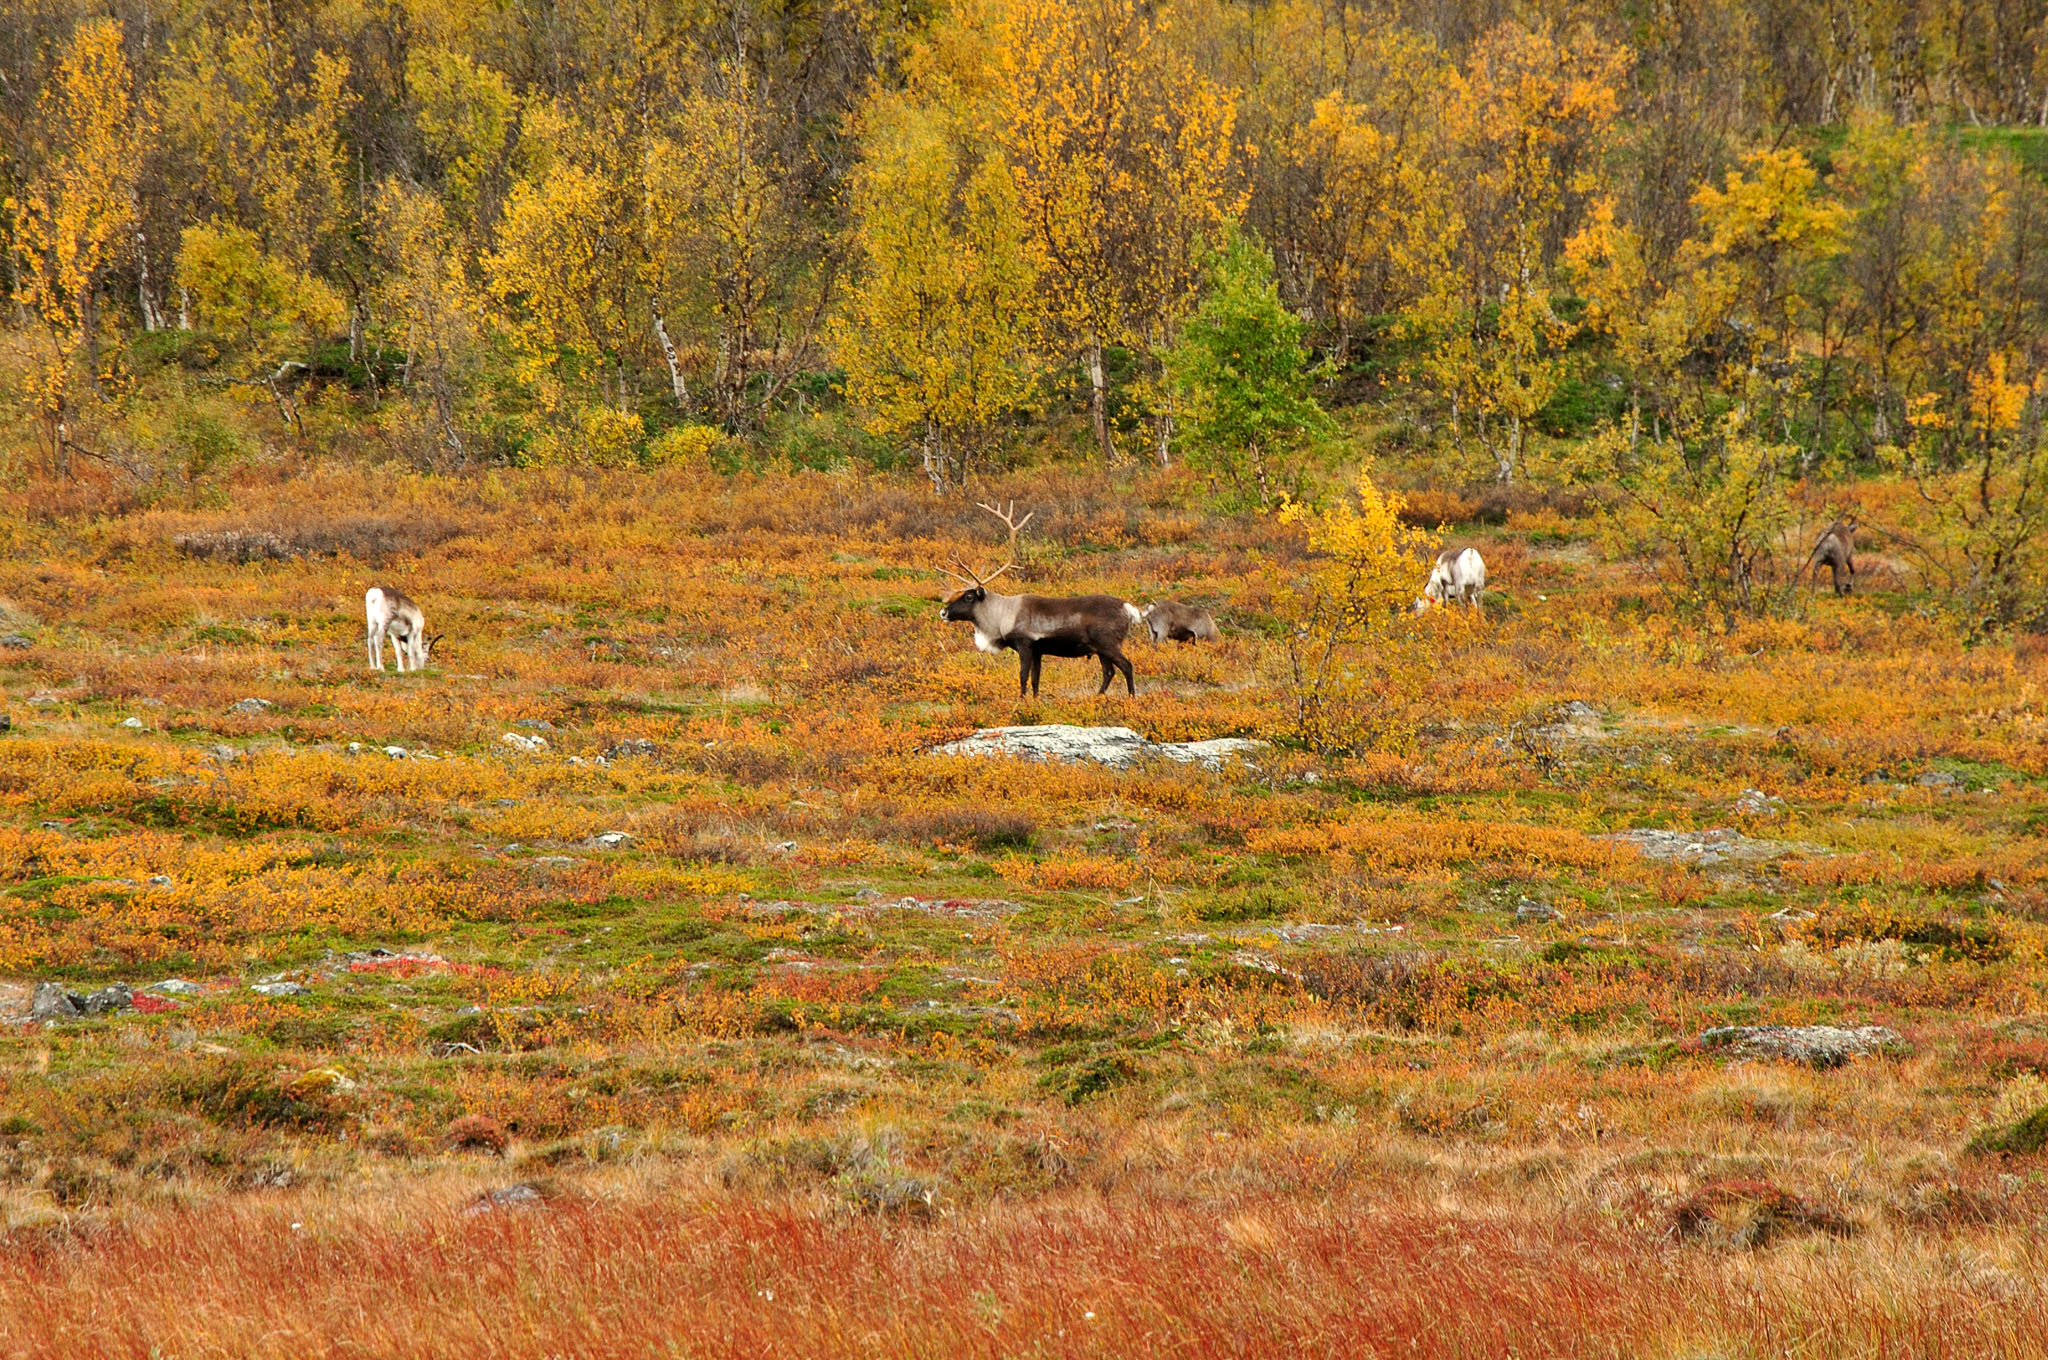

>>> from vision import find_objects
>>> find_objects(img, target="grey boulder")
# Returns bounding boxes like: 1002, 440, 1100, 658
1698, 1024, 1901, 1068
31, 982, 82, 1021
933, 724, 1263, 771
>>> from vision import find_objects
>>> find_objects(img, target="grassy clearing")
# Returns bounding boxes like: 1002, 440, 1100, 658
1, 464, 2047, 1352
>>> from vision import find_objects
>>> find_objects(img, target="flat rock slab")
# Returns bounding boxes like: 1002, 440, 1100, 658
933, 725, 1264, 771
1599, 827, 1826, 866
746, 896, 1022, 920
1698, 1024, 1902, 1068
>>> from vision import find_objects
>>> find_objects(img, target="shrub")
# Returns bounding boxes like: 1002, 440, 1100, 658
646, 424, 726, 469
890, 807, 1036, 851
1968, 1074, 2048, 1156
1272, 468, 1441, 754
447, 1113, 510, 1154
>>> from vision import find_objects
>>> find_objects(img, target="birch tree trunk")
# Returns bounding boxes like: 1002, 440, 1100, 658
654, 312, 690, 407
1087, 341, 1114, 464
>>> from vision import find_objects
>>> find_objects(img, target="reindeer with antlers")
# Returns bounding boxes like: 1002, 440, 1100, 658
937, 547, 1141, 699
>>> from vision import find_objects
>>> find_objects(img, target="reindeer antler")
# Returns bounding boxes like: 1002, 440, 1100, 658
977, 500, 1035, 546
937, 557, 1015, 590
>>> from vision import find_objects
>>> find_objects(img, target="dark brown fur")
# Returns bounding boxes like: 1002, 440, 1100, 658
940, 588, 1139, 696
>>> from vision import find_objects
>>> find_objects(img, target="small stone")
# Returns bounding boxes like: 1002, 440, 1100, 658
1515, 898, 1563, 924
348, 742, 363, 753
854, 888, 883, 901
0, 634, 31, 649
1733, 788, 1785, 817
149, 979, 204, 996
605, 738, 657, 758
465, 1183, 545, 1216
81, 983, 133, 1016
0, 714, 10, 732
230, 697, 273, 715
28, 693, 60, 708
771, 841, 799, 853
501, 732, 547, 753
40, 820, 65, 831
1916, 770, 1961, 790
251, 981, 309, 998
513, 718, 555, 731
121, 716, 145, 729
590, 831, 634, 850
31, 982, 83, 1021
382, 746, 410, 759
209, 745, 239, 762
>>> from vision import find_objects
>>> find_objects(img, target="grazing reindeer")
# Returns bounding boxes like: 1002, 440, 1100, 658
938, 560, 1141, 696
1417, 547, 1487, 613
1140, 601, 1220, 643
365, 587, 440, 672
1805, 519, 1857, 595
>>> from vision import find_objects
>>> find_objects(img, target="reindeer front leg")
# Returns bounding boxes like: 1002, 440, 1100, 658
368, 622, 385, 671
1015, 640, 1036, 697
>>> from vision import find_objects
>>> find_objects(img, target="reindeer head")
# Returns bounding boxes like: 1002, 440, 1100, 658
937, 559, 1013, 620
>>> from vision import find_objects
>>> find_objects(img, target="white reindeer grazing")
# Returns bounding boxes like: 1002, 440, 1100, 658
365, 587, 439, 671
1417, 547, 1487, 614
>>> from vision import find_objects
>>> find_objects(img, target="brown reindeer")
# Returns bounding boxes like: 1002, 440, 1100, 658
1805, 519, 1857, 595
939, 560, 1140, 696
1140, 601, 1220, 643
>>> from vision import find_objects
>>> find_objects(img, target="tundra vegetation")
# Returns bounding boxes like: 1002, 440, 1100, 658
5, 0, 2048, 1354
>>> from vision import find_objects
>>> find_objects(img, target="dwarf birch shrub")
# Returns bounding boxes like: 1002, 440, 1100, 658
1274, 469, 1440, 754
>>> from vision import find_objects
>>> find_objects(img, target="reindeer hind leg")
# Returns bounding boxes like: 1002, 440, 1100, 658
1100, 643, 1134, 695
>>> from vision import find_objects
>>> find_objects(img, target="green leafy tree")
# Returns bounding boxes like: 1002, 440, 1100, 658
1165, 228, 1331, 507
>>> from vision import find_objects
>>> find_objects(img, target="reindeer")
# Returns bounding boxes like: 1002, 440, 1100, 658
1805, 519, 1857, 595
938, 560, 1140, 696
365, 587, 441, 672
1416, 547, 1487, 613
1140, 601, 1220, 643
